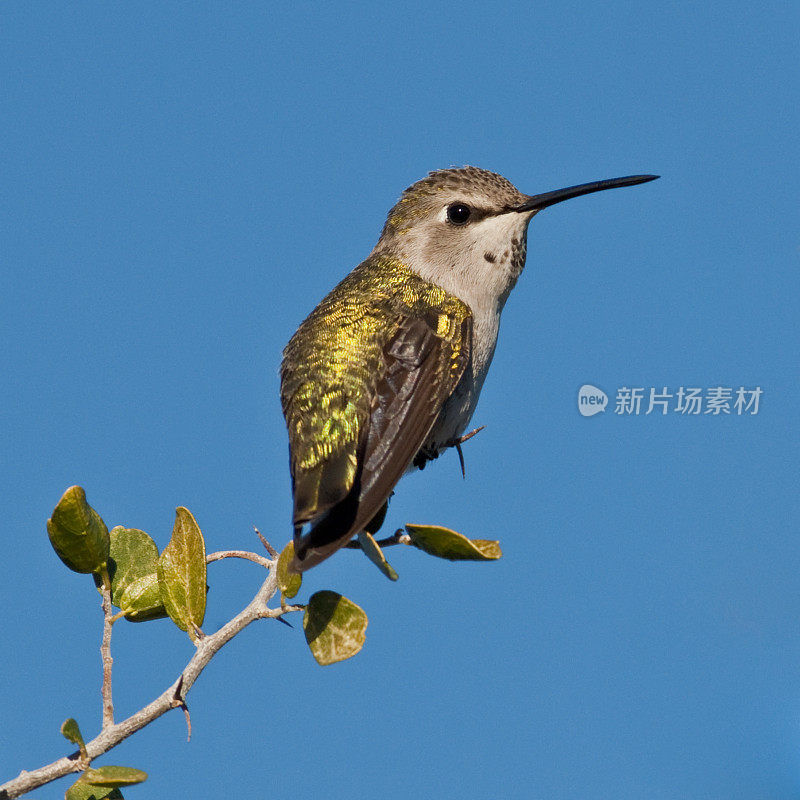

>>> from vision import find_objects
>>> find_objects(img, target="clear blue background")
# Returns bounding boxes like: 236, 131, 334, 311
2, 3, 798, 798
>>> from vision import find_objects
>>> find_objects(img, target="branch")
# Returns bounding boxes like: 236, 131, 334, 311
206, 550, 272, 569
0, 569, 295, 799
99, 567, 114, 729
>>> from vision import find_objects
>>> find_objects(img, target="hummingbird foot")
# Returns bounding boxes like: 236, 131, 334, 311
412, 446, 438, 470
412, 425, 486, 477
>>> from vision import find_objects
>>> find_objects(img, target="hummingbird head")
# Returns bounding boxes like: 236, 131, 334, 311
374, 166, 658, 314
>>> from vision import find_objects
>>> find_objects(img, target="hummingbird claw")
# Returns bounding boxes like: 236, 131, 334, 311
412, 446, 437, 470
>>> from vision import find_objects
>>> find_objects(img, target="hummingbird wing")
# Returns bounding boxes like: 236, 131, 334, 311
293, 310, 472, 571
360, 309, 473, 518
281, 261, 472, 572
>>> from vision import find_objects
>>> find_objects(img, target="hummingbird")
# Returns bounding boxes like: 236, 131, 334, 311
281, 166, 658, 572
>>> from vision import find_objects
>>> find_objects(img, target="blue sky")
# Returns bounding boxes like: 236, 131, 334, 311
2, 3, 798, 798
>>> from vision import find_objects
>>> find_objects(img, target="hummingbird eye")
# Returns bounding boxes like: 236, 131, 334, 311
446, 203, 472, 225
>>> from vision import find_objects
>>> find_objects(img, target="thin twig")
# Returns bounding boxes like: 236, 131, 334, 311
206, 550, 273, 569
344, 529, 410, 549
0, 570, 296, 799
99, 567, 115, 730
264, 603, 303, 617
181, 703, 192, 742
455, 442, 466, 479
254, 527, 279, 558
451, 425, 486, 447
450, 425, 485, 479
169, 680, 192, 743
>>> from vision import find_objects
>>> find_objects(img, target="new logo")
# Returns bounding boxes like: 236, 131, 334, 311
577, 384, 608, 417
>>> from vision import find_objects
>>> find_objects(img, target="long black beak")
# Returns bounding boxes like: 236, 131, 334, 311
514, 174, 659, 213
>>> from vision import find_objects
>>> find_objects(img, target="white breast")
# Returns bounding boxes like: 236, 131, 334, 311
425, 302, 500, 450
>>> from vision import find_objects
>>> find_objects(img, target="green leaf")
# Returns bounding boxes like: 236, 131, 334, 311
404, 524, 502, 561
81, 766, 148, 788
357, 531, 398, 581
117, 573, 167, 622
157, 507, 207, 639
60, 718, 86, 752
47, 486, 109, 574
304, 591, 367, 666
277, 541, 302, 600
97, 528, 167, 622
65, 781, 124, 800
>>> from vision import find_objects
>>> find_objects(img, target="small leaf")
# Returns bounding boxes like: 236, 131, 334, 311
60, 718, 85, 751
117, 574, 166, 622
81, 766, 148, 788
157, 507, 207, 639
65, 781, 123, 800
47, 486, 109, 574
405, 524, 502, 561
97, 528, 166, 622
304, 591, 367, 666
357, 531, 398, 581
277, 541, 302, 600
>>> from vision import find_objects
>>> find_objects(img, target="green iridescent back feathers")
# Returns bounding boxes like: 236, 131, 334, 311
280, 254, 472, 568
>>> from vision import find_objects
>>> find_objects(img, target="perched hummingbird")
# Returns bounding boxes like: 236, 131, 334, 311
281, 166, 658, 572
